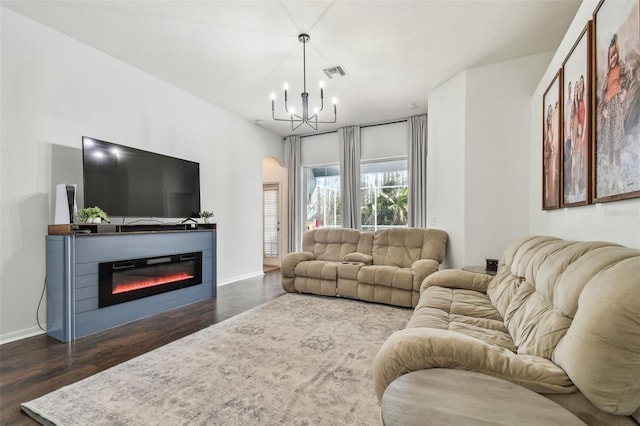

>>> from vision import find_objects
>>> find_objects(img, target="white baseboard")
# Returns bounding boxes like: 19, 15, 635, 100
0, 325, 46, 345
217, 271, 264, 286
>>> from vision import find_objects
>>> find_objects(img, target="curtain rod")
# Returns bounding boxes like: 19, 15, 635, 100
283, 115, 424, 140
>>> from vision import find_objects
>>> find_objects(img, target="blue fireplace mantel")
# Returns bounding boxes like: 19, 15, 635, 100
45, 229, 216, 342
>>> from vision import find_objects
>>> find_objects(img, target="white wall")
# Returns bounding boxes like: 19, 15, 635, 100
427, 72, 467, 269
465, 52, 552, 263
530, 0, 640, 248
428, 53, 552, 268
0, 8, 283, 342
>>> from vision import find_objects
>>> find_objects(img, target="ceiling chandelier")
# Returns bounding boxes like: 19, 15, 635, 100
271, 33, 337, 131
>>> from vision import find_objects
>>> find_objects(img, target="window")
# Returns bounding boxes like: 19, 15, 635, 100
360, 159, 408, 232
263, 184, 279, 258
303, 159, 407, 233
305, 165, 341, 230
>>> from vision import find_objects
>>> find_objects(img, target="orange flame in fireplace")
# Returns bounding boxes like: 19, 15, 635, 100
112, 272, 195, 294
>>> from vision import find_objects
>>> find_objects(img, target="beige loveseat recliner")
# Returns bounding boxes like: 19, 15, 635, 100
373, 235, 640, 425
281, 227, 448, 308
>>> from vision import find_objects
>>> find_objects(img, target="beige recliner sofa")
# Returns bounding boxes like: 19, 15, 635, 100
281, 227, 448, 307
373, 235, 640, 425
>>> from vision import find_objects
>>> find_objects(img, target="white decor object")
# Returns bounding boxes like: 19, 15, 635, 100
54, 183, 77, 224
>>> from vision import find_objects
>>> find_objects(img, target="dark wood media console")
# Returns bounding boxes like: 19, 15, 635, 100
46, 226, 217, 342
48, 222, 216, 235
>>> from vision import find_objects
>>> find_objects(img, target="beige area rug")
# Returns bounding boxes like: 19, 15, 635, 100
22, 293, 412, 425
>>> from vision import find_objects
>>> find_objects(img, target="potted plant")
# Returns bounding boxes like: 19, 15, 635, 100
77, 206, 109, 224
200, 210, 214, 223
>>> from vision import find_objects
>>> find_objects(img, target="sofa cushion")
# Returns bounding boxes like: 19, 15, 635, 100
409, 286, 516, 352
372, 228, 447, 268
343, 252, 372, 264
503, 280, 571, 359
294, 260, 337, 280
358, 265, 413, 290
357, 283, 415, 307
302, 228, 360, 261
356, 232, 374, 256
293, 276, 338, 297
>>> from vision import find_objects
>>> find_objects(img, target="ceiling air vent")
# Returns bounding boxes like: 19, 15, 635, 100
323, 65, 347, 79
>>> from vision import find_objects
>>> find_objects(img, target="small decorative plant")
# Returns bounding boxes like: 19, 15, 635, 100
77, 206, 109, 224
200, 210, 214, 223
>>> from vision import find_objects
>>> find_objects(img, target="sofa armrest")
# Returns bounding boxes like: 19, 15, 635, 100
281, 252, 315, 278
419, 269, 493, 295
343, 252, 373, 265
373, 327, 575, 400
281, 252, 316, 293
411, 259, 440, 291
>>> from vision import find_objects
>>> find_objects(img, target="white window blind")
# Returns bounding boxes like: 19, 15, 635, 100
263, 187, 279, 257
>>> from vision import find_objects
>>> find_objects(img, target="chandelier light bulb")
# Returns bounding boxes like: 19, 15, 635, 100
289, 107, 296, 115
270, 92, 276, 100
313, 107, 320, 114
332, 97, 338, 105
319, 81, 325, 88
283, 83, 289, 91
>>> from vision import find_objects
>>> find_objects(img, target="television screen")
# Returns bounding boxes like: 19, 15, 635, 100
82, 136, 201, 218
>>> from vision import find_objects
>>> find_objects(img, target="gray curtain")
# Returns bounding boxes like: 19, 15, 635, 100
408, 115, 428, 228
284, 135, 302, 252
338, 126, 361, 230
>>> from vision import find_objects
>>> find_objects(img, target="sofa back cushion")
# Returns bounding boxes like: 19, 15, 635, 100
553, 247, 640, 415
302, 228, 361, 261
357, 232, 374, 256
487, 235, 640, 415
371, 228, 447, 268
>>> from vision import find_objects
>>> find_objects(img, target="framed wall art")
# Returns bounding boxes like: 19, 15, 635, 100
593, 0, 640, 202
561, 21, 592, 207
542, 70, 562, 210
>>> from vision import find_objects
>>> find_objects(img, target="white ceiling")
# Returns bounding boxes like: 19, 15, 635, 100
2, 0, 581, 137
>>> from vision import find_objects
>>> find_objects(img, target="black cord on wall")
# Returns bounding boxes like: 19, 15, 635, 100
37, 278, 47, 332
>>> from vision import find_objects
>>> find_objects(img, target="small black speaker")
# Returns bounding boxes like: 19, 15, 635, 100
486, 258, 498, 272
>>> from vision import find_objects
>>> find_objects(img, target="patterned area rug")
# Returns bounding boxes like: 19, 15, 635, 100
22, 293, 411, 425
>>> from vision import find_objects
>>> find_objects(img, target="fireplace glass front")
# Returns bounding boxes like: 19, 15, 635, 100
99, 252, 203, 308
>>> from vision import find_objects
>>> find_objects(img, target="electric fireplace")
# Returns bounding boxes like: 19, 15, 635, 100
99, 252, 203, 308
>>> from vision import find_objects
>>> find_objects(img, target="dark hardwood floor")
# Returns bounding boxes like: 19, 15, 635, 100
0, 270, 285, 425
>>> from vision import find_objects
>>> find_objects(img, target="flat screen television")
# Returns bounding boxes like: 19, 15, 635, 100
82, 136, 201, 219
